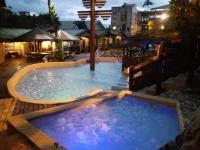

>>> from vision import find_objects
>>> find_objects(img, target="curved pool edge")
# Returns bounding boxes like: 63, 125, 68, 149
7, 57, 120, 104
7, 90, 185, 150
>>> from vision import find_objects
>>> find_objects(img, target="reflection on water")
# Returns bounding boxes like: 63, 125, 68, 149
16, 62, 128, 101
30, 96, 180, 150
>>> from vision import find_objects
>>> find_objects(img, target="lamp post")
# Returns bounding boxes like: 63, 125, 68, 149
78, 0, 112, 71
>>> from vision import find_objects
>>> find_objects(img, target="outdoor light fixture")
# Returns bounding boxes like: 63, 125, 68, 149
161, 25, 165, 30
160, 13, 169, 20
112, 26, 117, 30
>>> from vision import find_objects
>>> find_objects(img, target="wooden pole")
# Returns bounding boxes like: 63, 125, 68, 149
90, 0, 96, 70
34, 41, 37, 52
129, 67, 134, 91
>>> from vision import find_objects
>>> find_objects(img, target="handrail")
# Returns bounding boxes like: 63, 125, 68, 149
128, 53, 165, 92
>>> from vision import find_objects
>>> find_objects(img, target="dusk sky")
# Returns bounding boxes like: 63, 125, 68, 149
6, 0, 169, 26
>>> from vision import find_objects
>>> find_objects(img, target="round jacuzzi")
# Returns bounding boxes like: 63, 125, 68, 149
8, 58, 128, 104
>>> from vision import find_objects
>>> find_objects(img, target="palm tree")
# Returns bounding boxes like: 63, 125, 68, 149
48, 0, 51, 15
143, 0, 154, 8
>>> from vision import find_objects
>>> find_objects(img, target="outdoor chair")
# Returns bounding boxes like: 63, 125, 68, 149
42, 55, 49, 62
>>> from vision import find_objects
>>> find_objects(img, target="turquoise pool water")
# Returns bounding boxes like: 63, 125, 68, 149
16, 62, 127, 101
30, 96, 180, 150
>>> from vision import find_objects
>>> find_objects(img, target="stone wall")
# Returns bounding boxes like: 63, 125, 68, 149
0, 43, 5, 64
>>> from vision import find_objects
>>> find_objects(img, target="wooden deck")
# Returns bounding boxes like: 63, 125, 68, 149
0, 98, 16, 133
0, 91, 107, 133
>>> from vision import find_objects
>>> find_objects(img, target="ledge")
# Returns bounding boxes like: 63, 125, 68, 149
8, 91, 184, 150
7, 57, 120, 104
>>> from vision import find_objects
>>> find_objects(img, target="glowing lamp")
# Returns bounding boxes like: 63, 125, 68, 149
112, 26, 117, 30
160, 13, 168, 20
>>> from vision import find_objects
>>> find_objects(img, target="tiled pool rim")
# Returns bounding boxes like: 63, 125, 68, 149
7, 57, 121, 104
7, 90, 184, 150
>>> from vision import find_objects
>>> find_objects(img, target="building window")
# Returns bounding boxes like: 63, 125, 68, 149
122, 24, 126, 32
120, 14, 127, 22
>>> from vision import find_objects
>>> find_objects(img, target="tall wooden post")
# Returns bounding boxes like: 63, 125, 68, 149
90, 0, 96, 70
79, 1, 111, 70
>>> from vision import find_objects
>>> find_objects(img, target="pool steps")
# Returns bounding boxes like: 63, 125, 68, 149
12, 90, 108, 116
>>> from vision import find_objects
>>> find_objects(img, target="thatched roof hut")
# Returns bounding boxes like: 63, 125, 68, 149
57, 30, 79, 41
15, 28, 54, 41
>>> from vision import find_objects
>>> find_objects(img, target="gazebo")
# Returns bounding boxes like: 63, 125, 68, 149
15, 28, 54, 52
57, 30, 81, 53
57, 30, 79, 41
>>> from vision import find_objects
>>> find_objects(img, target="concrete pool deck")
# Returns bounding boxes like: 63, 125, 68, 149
7, 90, 184, 150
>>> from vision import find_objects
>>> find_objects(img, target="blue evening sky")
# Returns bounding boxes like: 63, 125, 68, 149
6, 0, 169, 26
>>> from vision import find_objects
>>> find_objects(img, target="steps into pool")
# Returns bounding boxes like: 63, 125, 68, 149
0, 90, 110, 133
12, 90, 109, 116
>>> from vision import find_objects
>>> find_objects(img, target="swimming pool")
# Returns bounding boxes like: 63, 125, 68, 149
15, 62, 127, 102
30, 95, 181, 150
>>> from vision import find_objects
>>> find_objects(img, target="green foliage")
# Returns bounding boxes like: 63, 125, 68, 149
54, 38, 64, 61
47, 0, 59, 36
0, 7, 60, 29
0, 0, 6, 8
49, 5, 56, 18
168, 0, 200, 39
167, 0, 200, 59
55, 38, 62, 51
143, 0, 154, 7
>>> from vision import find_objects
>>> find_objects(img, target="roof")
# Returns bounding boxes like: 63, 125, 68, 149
112, 3, 136, 8
15, 28, 54, 41
64, 29, 86, 36
57, 30, 79, 41
151, 4, 170, 10
85, 21, 105, 31
60, 20, 105, 31
60, 21, 106, 38
0, 28, 31, 40
60, 21, 82, 30
138, 10, 168, 15
96, 30, 107, 37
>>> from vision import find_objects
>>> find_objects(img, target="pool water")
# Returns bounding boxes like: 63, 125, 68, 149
16, 62, 127, 101
30, 96, 180, 150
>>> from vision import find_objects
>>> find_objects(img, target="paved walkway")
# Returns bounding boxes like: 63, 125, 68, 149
0, 58, 30, 98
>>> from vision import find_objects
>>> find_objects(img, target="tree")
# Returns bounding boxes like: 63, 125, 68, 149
168, 0, 200, 82
168, 0, 200, 53
143, 0, 154, 8
0, 0, 6, 8
47, 0, 59, 36
48, 0, 51, 14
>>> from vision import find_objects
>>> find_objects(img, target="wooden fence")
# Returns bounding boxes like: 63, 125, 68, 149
128, 43, 200, 93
